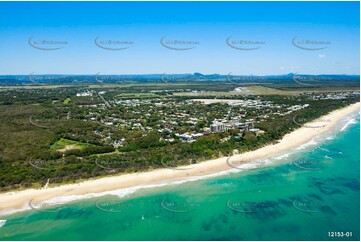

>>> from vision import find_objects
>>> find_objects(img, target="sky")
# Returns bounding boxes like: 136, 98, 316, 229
0, 1, 359, 75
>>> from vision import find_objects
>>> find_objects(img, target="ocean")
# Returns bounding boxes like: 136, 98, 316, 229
0, 112, 359, 241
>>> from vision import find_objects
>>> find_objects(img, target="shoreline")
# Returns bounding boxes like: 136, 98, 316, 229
0, 102, 359, 215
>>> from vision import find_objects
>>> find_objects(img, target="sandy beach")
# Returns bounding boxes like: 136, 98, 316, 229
0, 102, 359, 214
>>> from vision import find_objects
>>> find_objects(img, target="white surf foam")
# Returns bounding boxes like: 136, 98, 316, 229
0, 170, 239, 217
296, 139, 318, 150
2, 157, 279, 218
340, 118, 357, 132
0, 204, 33, 217
318, 147, 330, 152
274, 153, 291, 160
0, 220, 6, 228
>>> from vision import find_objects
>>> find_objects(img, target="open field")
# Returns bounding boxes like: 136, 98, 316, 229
247, 85, 361, 95
50, 138, 94, 152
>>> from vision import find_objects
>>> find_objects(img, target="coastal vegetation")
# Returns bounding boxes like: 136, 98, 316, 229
0, 81, 359, 191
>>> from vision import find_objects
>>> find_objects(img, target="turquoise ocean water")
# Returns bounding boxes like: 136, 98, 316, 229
0, 112, 359, 241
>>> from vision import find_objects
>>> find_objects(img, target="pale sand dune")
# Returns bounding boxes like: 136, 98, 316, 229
0, 102, 359, 213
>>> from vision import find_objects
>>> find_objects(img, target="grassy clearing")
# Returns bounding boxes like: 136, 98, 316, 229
247, 86, 360, 95
116, 93, 159, 98
63, 98, 71, 104
246, 86, 297, 95
50, 138, 93, 152
173, 91, 247, 97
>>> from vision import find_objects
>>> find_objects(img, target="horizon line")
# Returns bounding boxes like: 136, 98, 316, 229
0, 73, 360, 76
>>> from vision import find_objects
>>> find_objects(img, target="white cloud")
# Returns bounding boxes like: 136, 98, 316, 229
318, 54, 326, 58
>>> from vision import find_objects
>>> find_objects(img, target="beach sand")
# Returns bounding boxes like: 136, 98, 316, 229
0, 102, 359, 213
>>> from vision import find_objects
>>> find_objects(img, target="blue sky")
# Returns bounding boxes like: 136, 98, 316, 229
0, 1, 359, 75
